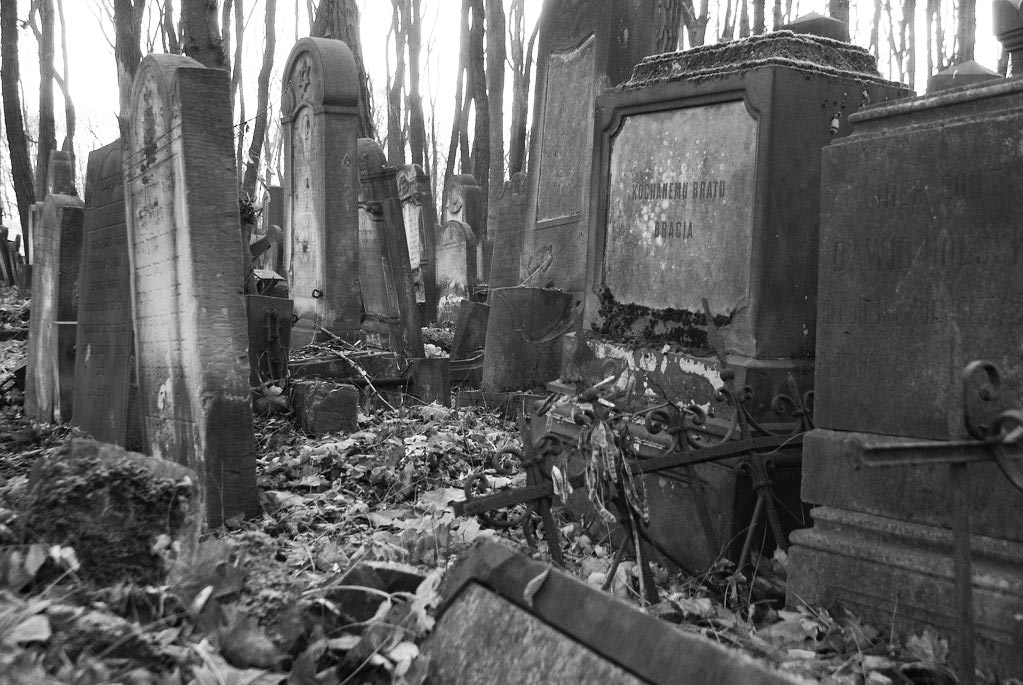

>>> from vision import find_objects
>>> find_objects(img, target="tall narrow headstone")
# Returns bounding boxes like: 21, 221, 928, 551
436, 174, 482, 321
282, 37, 362, 345
397, 164, 439, 322
73, 140, 142, 451
788, 74, 1023, 672
24, 151, 85, 423
488, 172, 528, 289
356, 139, 424, 358
123, 54, 258, 526
517, 0, 665, 294
46, 151, 77, 196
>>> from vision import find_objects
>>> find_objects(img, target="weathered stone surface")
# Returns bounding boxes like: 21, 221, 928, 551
482, 287, 574, 393
46, 150, 77, 196
425, 539, 803, 684
450, 300, 489, 361
22, 439, 201, 585
25, 193, 84, 423
124, 54, 258, 526
517, 0, 667, 294
926, 60, 1000, 93
282, 38, 362, 345
73, 140, 142, 451
396, 164, 439, 321
790, 77, 1023, 677
405, 357, 450, 406
356, 139, 424, 357
587, 42, 909, 359
488, 172, 527, 289
292, 379, 359, 435
436, 174, 483, 321
245, 295, 292, 387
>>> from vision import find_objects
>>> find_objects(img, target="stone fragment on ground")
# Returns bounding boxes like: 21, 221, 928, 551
291, 379, 360, 435
21, 438, 200, 585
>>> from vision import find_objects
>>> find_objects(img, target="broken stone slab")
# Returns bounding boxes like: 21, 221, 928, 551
291, 379, 359, 435
424, 538, 804, 684
21, 439, 201, 585
405, 357, 450, 406
325, 560, 428, 624
482, 287, 574, 393
450, 300, 489, 361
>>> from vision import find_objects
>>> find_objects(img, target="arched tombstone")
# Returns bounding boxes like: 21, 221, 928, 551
123, 54, 258, 526
396, 164, 439, 322
282, 37, 362, 346
436, 174, 483, 321
356, 139, 424, 357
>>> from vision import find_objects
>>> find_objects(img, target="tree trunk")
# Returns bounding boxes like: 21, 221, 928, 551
242, 0, 275, 197
682, 0, 710, 46
179, 0, 228, 69
407, 0, 427, 168
442, 0, 471, 202
1, 0, 35, 236
870, 0, 882, 59
956, 0, 975, 63
312, 0, 374, 138
233, 0, 244, 184
55, 0, 74, 155
162, 0, 179, 53
387, 0, 407, 164
468, 0, 489, 213
753, 0, 765, 34
739, 0, 750, 38
720, 0, 735, 40
33, 0, 57, 198
113, 0, 145, 138
829, 0, 850, 27
507, 2, 536, 175
902, 0, 916, 89
772, 0, 782, 29
484, 0, 505, 255
657, 0, 684, 52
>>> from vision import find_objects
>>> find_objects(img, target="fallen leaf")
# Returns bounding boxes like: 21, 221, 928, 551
523, 567, 551, 608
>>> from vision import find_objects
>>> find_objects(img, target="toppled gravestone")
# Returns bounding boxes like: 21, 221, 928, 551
291, 379, 359, 435
21, 439, 200, 585
423, 539, 803, 684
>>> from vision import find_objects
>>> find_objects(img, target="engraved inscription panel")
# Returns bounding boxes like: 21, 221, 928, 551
290, 106, 322, 310
535, 36, 595, 223
815, 116, 1023, 439
604, 101, 758, 315
126, 72, 193, 460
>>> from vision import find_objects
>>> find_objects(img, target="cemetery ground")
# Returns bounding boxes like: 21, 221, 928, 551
0, 286, 978, 685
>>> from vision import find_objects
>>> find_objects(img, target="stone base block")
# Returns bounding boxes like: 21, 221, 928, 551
292, 379, 360, 435
788, 506, 1023, 677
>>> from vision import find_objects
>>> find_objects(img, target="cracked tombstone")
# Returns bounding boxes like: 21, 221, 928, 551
123, 54, 258, 527
25, 151, 84, 423
488, 171, 527, 290
355, 138, 424, 357
73, 140, 143, 451
282, 37, 361, 346
436, 174, 482, 322
397, 163, 439, 322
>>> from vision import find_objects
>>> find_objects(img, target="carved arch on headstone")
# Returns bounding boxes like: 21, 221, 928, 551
281, 37, 359, 120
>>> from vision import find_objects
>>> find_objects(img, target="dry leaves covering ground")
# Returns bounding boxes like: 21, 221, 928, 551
0, 286, 986, 684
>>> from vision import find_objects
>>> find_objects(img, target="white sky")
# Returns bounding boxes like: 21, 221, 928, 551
1, 0, 1003, 237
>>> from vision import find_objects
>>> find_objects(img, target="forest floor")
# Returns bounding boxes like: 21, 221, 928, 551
0, 285, 979, 684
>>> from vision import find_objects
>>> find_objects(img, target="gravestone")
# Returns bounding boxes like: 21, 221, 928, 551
436, 174, 483, 322
396, 164, 438, 322
424, 539, 801, 684
46, 151, 77, 195
282, 37, 362, 346
516, 0, 667, 294
123, 53, 258, 526
488, 171, 527, 289
787, 71, 1023, 673
356, 139, 424, 357
565, 27, 908, 424
251, 186, 285, 274
0, 225, 15, 286
72, 140, 142, 451
24, 152, 86, 423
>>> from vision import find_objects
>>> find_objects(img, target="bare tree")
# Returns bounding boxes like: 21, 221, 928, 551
506, 0, 536, 174
242, 0, 275, 197
442, 0, 470, 197
1, 0, 35, 236
54, 0, 74, 155
30, 0, 57, 196
179, 0, 228, 69
312, 0, 374, 137
739, 0, 750, 38
160, 0, 179, 52
656, 0, 684, 52
681, 0, 711, 47
407, 0, 427, 168
829, 0, 850, 27
956, 0, 976, 62
484, 0, 504, 244
902, 0, 916, 89
468, 0, 488, 201
753, 0, 765, 34
387, 0, 407, 164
